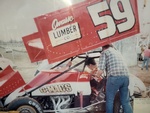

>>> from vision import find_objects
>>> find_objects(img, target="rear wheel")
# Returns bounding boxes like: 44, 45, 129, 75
113, 92, 123, 113
7, 97, 43, 113
113, 92, 133, 113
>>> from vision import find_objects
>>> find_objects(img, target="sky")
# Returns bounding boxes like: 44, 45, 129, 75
0, 0, 84, 42
0, 0, 149, 42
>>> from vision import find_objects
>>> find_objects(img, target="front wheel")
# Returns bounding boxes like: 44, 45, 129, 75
7, 97, 43, 113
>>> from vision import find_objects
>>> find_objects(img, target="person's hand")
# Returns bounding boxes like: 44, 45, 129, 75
96, 70, 103, 77
90, 67, 97, 75
89, 67, 98, 80
90, 69, 103, 78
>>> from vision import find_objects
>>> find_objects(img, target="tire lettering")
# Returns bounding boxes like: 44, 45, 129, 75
28, 100, 42, 113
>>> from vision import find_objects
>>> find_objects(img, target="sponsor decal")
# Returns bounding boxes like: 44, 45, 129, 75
39, 83, 72, 93
80, 74, 88, 79
48, 22, 81, 47
52, 16, 74, 30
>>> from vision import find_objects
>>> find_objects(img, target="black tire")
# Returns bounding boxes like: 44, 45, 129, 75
7, 97, 43, 113
113, 92, 124, 113
113, 92, 133, 113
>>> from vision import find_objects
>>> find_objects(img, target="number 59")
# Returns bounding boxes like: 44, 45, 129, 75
87, 0, 135, 39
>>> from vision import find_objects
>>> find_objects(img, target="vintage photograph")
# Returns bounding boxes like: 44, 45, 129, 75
0, 0, 150, 113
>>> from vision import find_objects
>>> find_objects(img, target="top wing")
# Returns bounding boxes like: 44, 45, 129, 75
22, 0, 140, 63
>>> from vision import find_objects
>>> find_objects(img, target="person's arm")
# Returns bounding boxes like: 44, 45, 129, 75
97, 51, 106, 77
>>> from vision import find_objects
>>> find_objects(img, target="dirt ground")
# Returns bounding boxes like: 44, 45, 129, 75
0, 47, 150, 113
129, 62, 150, 87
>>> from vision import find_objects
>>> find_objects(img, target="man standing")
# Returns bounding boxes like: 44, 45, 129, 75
96, 44, 133, 113
141, 45, 150, 71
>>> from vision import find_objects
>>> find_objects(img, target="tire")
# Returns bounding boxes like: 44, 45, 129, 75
7, 97, 43, 113
113, 92, 124, 113
113, 92, 133, 113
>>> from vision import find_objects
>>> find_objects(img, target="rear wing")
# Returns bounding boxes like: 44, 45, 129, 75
23, 0, 140, 63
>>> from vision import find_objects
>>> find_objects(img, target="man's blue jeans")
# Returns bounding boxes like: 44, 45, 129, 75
142, 56, 149, 70
106, 75, 133, 113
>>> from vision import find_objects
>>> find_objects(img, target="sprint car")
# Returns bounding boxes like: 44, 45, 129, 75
0, 51, 146, 113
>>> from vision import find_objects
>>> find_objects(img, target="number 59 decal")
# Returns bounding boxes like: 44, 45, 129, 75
87, 0, 135, 40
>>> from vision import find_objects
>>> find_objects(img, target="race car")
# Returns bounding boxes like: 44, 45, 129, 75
0, 0, 142, 112
0, 51, 146, 113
